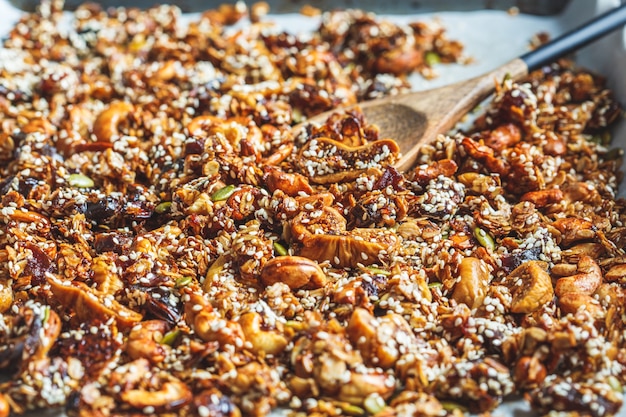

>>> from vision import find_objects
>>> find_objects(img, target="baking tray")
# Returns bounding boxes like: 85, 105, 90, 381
8, 0, 572, 14
0, 0, 625, 415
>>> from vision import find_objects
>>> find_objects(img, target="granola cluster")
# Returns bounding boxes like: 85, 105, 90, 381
0, 1, 625, 417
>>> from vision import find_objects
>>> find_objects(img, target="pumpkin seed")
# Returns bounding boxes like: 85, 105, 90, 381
337, 403, 365, 416
425, 51, 440, 66
160, 328, 181, 346
473, 226, 495, 251
68, 173, 94, 188
363, 266, 391, 276
42, 305, 50, 324
441, 401, 468, 412
175, 276, 193, 288
155, 201, 172, 214
273, 242, 288, 256
211, 184, 236, 201
603, 148, 623, 161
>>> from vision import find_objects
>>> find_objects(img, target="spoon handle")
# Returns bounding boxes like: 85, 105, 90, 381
521, 3, 626, 71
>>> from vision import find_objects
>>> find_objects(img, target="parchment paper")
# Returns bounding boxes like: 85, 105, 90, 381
0, 0, 624, 415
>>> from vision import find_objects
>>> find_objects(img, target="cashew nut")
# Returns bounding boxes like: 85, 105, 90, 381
337, 371, 394, 405
184, 292, 244, 347
520, 189, 564, 208
120, 379, 192, 412
263, 166, 313, 197
126, 320, 170, 364
259, 256, 326, 290
92, 101, 134, 143
239, 312, 287, 356
555, 255, 603, 316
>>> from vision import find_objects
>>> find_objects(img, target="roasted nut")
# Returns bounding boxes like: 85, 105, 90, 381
554, 256, 601, 297
126, 320, 170, 364
552, 218, 599, 247
520, 189, 564, 208
260, 256, 326, 290
514, 355, 547, 389
457, 172, 502, 198
555, 256, 603, 316
239, 311, 288, 356
347, 308, 416, 369
92, 101, 134, 143
0, 394, 9, 417
263, 167, 313, 197
184, 293, 244, 347
0, 280, 12, 313
605, 262, 626, 282
412, 159, 458, 186
2, 3, 625, 416
338, 371, 395, 405
451, 257, 490, 310
120, 378, 192, 412
482, 123, 521, 152
503, 261, 553, 314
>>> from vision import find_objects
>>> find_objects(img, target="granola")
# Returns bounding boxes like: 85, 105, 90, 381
0, 1, 625, 417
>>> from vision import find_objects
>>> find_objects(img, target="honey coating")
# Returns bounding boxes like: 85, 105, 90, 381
0, 1, 625, 417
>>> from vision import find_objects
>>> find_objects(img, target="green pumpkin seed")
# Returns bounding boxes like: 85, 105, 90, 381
175, 276, 193, 288
441, 401, 468, 412
589, 131, 611, 145
211, 184, 236, 202
68, 173, 94, 188
338, 403, 365, 416
155, 201, 172, 214
42, 305, 50, 324
363, 266, 391, 276
473, 226, 495, 251
160, 328, 181, 346
273, 242, 288, 256
428, 281, 443, 288
603, 148, 623, 161
425, 51, 440, 66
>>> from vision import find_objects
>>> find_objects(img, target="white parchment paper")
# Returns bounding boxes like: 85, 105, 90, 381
0, 0, 624, 415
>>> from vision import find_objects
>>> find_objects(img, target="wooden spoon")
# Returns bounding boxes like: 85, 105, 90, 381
296, 4, 626, 172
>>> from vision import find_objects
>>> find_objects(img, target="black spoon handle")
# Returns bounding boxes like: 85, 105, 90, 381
521, 3, 626, 72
